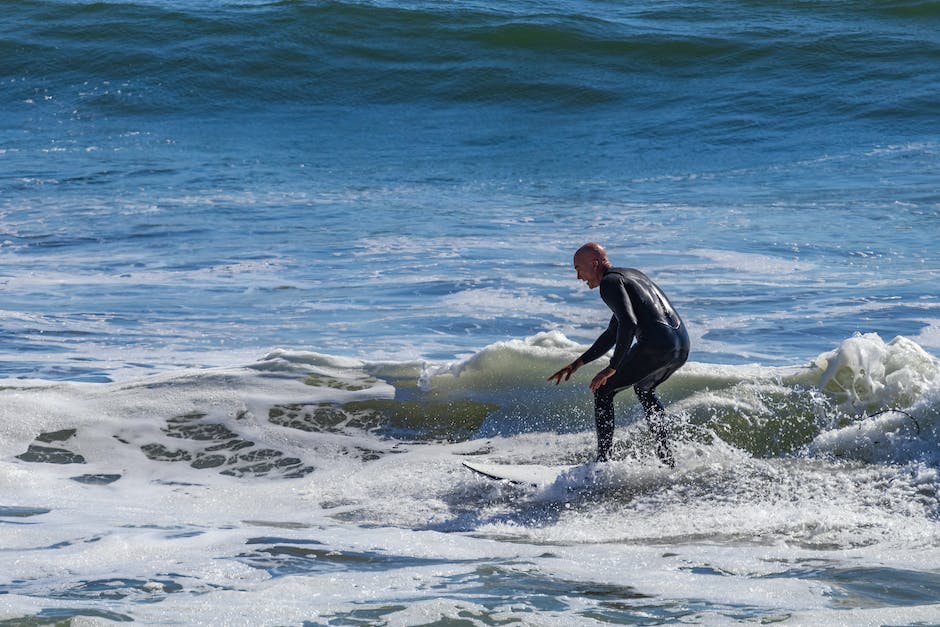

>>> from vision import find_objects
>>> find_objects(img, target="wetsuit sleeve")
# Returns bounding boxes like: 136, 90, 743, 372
600, 277, 637, 371
578, 315, 617, 364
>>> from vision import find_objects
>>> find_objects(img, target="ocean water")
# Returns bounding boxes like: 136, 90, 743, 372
2, 0, 940, 624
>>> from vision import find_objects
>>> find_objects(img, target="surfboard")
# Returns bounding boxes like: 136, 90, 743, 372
462, 460, 581, 486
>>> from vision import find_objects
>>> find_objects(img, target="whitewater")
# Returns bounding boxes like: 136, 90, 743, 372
2, 331, 940, 624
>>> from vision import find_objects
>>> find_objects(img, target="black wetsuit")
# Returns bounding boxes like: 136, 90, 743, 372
578, 267, 690, 465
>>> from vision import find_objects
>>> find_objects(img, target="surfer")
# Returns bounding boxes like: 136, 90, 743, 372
547, 243, 690, 466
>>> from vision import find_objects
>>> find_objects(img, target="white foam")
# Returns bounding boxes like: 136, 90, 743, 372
2, 334, 940, 623
440, 287, 570, 319
814, 332, 939, 409
911, 320, 940, 350
689, 247, 817, 275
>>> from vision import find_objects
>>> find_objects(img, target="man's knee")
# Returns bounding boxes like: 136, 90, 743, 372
635, 386, 664, 414
593, 385, 616, 405
634, 385, 654, 404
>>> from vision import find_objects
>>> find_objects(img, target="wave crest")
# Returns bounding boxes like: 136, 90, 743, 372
1, 332, 938, 479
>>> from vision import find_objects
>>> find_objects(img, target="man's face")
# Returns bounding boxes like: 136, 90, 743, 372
574, 255, 601, 289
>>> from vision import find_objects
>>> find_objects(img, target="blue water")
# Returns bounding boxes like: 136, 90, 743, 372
3, 0, 939, 381
3, 1, 940, 624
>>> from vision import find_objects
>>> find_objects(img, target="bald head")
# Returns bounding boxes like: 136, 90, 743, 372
574, 242, 609, 266
572, 242, 611, 290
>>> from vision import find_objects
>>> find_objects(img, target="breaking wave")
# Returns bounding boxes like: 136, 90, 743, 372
3, 331, 938, 486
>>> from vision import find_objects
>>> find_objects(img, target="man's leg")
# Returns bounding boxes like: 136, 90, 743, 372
592, 342, 687, 464
593, 387, 617, 462
593, 347, 665, 462
635, 387, 675, 468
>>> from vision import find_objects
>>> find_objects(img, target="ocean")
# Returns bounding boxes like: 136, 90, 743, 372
2, 0, 940, 624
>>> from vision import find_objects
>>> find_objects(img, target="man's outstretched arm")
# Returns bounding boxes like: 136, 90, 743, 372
579, 315, 618, 365
600, 279, 637, 372
548, 316, 617, 385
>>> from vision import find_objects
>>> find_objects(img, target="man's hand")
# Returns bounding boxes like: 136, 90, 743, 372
590, 367, 616, 393
547, 359, 582, 385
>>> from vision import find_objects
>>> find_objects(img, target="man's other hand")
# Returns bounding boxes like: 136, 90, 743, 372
590, 367, 616, 393
547, 360, 581, 385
